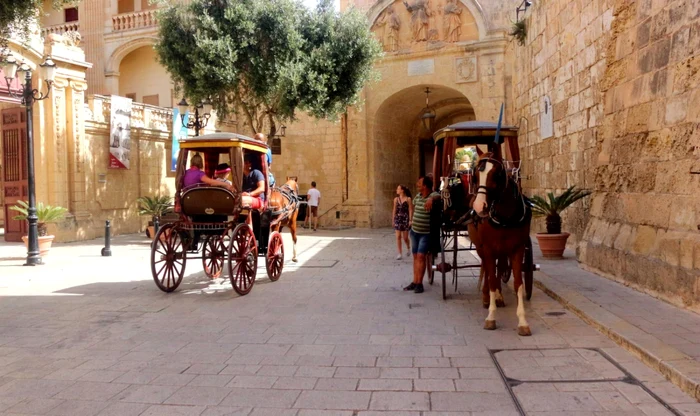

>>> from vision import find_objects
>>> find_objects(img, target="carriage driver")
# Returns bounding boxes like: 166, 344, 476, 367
241, 153, 266, 210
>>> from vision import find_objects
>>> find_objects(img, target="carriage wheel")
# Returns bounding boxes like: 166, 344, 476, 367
228, 223, 258, 296
266, 231, 284, 282
151, 224, 187, 293
441, 237, 447, 301
523, 237, 534, 300
202, 235, 226, 279
427, 252, 435, 285
452, 230, 459, 293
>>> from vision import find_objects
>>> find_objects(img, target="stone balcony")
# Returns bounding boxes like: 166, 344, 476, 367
41, 22, 80, 39
112, 9, 158, 32
86, 94, 172, 133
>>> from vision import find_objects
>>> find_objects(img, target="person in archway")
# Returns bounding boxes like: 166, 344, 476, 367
404, 175, 440, 294
392, 185, 413, 259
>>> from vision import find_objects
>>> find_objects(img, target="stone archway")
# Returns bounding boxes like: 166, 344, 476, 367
370, 84, 475, 226
104, 37, 159, 95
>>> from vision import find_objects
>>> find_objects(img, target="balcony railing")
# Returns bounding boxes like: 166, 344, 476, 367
112, 10, 158, 32
41, 22, 80, 38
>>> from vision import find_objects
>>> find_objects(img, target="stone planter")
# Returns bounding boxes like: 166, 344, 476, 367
535, 232, 570, 259
21, 235, 56, 257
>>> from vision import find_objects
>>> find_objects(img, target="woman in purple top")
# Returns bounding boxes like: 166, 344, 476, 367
183, 154, 233, 190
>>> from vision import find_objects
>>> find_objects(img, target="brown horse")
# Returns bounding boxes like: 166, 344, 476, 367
268, 177, 301, 262
468, 152, 532, 336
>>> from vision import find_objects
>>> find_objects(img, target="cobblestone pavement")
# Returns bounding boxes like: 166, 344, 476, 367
1, 228, 699, 415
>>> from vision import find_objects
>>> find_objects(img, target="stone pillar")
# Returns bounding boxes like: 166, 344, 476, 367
105, 71, 120, 96
67, 80, 90, 219
78, 0, 107, 95
44, 78, 71, 210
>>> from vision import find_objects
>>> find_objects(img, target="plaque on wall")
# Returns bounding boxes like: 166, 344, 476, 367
455, 56, 477, 83
408, 59, 435, 76
540, 96, 553, 139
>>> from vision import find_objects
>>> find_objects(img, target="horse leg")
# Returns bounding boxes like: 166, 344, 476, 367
495, 255, 506, 308
480, 265, 489, 309
511, 247, 531, 336
290, 213, 298, 262
483, 257, 498, 330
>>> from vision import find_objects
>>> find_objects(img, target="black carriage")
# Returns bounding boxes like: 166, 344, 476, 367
150, 133, 284, 295
428, 121, 538, 300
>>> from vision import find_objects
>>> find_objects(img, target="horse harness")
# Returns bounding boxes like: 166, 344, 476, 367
472, 157, 530, 229
269, 184, 299, 224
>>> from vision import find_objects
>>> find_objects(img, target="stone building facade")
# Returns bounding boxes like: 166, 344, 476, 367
512, 0, 700, 309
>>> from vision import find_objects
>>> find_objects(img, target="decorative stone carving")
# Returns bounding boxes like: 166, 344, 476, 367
444, 0, 463, 42
47, 31, 82, 48
403, 0, 433, 42
375, 5, 401, 52
455, 56, 477, 83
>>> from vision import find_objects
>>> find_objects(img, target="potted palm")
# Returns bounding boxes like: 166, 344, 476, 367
530, 186, 591, 258
137, 196, 173, 239
10, 201, 67, 257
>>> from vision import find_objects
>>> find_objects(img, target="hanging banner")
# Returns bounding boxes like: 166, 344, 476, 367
171, 108, 189, 172
109, 95, 132, 169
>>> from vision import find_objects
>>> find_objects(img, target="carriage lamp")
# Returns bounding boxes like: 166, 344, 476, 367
2, 53, 57, 266
420, 87, 436, 133
178, 97, 212, 136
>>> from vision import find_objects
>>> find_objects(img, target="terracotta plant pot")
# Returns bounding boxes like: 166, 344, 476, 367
535, 232, 570, 259
147, 226, 155, 240
21, 235, 56, 257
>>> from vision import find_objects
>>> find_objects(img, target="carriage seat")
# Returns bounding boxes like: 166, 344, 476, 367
181, 187, 236, 218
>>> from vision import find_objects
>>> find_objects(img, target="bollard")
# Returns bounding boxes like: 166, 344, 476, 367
154, 217, 160, 235
101, 220, 112, 257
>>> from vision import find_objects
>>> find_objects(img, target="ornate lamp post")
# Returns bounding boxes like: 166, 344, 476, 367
177, 97, 213, 136
1, 53, 57, 266
420, 87, 436, 133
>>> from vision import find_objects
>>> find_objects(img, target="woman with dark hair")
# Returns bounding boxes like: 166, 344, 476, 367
392, 185, 413, 259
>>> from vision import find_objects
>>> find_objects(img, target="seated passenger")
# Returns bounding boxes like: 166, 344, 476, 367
214, 163, 232, 186
183, 154, 232, 190
241, 154, 265, 209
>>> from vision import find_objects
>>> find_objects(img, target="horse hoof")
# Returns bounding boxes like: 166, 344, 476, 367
292, 258, 298, 263
482, 302, 489, 309
517, 326, 532, 336
484, 320, 497, 330
496, 299, 506, 308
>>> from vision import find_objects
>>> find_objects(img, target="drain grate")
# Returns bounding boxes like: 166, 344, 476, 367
489, 348, 683, 416
408, 303, 423, 309
544, 311, 567, 316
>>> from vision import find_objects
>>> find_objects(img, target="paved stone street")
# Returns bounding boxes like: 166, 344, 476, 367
1, 228, 699, 415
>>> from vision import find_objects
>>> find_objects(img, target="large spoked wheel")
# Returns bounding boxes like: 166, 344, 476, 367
228, 223, 258, 296
202, 234, 226, 279
266, 231, 284, 282
151, 224, 187, 293
427, 252, 434, 285
523, 237, 534, 300
441, 237, 447, 301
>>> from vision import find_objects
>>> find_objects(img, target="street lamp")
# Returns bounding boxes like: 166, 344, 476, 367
178, 97, 212, 136
420, 87, 436, 133
2, 53, 56, 266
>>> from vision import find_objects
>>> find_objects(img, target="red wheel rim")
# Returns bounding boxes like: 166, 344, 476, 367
266, 232, 284, 281
202, 235, 225, 279
151, 224, 187, 292
228, 224, 257, 295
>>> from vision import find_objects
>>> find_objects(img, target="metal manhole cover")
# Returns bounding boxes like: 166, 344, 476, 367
544, 311, 566, 316
408, 303, 423, 309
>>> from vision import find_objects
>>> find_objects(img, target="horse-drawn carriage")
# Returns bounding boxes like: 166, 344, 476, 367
428, 121, 537, 308
150, 133, 299, 296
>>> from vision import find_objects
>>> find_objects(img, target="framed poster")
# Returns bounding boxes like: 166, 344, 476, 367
109, 95, 132, 169
171, 108, 189, 172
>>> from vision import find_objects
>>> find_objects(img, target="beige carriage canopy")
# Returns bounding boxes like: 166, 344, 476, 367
431, 121, 520, 188
175, 132, 270, 195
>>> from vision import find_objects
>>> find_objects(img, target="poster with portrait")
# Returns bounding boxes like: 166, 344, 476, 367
171, 108, 189, 172
109, 95, 132, 169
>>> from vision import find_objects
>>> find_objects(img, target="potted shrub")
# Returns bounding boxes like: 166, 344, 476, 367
10, 201, 67, 257
530, 186, 591, 258
137, 196, 173, 240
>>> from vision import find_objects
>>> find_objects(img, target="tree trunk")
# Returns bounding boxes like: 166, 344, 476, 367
545, 213, 561, 234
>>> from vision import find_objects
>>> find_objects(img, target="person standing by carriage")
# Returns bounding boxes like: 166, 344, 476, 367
254, 133, 275, 187
404, 175, 440, 294
392, 185, 413, 259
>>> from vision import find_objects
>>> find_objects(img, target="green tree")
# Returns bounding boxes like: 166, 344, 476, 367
0, 0, 78, 47
155, 0, 382, 137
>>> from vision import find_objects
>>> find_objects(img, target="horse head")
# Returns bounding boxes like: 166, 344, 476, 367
472, 152, 507, 218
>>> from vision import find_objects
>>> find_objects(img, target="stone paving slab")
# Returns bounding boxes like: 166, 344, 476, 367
533, 245, 700, 402
0, 229, 700, 415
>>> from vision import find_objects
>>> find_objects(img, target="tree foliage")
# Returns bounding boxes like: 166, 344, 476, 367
530, 186, 591, 234
155, 0, 382, 137
0, 0, 78, 48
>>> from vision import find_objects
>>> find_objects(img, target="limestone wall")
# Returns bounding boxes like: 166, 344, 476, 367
512, 0, 700, 309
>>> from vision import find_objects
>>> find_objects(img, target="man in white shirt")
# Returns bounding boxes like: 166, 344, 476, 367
305, 181, 321, 231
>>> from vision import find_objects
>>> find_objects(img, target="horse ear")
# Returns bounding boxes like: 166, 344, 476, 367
476, 147, 484, 157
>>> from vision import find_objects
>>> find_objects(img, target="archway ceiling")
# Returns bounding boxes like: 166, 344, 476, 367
376, 85, 473, 128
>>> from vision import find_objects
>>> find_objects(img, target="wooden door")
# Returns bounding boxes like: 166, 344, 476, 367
1, 108, 28, 242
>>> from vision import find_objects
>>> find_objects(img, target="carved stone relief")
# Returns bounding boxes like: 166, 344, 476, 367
375, 5, 401, 52
443, 0, 463, 42
403, 0, 432, 42
455, 56, 477, 83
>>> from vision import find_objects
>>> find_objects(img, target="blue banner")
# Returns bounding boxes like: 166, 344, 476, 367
171, 108, 189, 172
